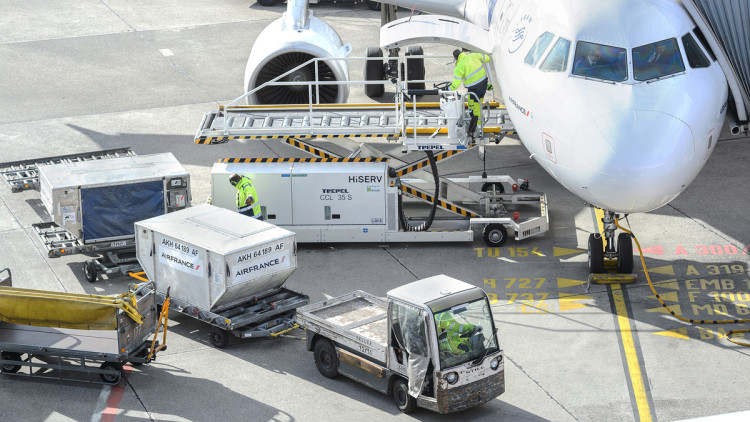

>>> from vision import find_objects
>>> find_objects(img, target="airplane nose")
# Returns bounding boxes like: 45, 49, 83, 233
573, 109, 695, 213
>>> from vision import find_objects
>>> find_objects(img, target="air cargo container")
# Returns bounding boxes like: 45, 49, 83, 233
133, 204, 308, 348
38, 152, 190, 246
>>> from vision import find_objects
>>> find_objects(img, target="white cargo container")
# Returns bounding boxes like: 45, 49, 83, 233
38, 152, 190, 244
134, 204, 297, 311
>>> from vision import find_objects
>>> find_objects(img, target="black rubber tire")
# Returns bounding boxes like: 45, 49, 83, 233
1, 352, 22, 374
617, 233, 634, 274
481, 182, 505, 194
84, 260, 98, 283
405, 46, 426, 90
209, 327, 230, 349
483, 224, 508, 247
588, 233, 604, 274
392, 378, 417, 413
364, 47, 385, 98
256, 0, 279, 6
99, 362, 123, 384
313, 339, 339, 379
365, 0, 381, 11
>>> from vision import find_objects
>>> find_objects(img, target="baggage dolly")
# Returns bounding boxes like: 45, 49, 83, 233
0, 280, 169, 384
130, 272, 308, 349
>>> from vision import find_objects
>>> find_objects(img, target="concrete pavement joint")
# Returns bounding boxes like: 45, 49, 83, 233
504, 353, 580, 422
126, 376, 156, 422
378, 245, 418, 279
667, 203, 745, 251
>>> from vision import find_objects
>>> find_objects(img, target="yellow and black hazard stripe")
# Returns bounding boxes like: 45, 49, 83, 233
394, 148, 472, 177
195, 133, 397, 145
400, 185, 479, 218
285, 138, 340, 159
218, 157, 389, 164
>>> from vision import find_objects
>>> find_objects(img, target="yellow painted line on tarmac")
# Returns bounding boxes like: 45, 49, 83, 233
611, 285, 653, 422
593, 207, 653, 422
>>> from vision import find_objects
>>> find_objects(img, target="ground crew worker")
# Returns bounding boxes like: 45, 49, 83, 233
449, 49, 492, 137
435, 311, 475, 356
229, 173, 263, 221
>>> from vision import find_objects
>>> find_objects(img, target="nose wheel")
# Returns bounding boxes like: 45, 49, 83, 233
588, 211, 634, 275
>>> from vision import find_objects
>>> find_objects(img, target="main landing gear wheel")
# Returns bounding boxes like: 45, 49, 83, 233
483, 224, 508, 247
313, 339, 339, 379
617, 233, 634, 274
364, 47, 385, 98
405, 45, 425, 90
392, 378, 417, 413
365, 0, 381, 11
588, 233, 604, 273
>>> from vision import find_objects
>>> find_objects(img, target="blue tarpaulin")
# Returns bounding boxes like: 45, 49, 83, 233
81, 180, 165, 243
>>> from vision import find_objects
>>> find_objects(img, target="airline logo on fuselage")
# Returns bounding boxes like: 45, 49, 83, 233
508, 14, 532, 53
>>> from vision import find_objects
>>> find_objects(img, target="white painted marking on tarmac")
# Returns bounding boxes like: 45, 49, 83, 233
159, 49, 174, 57
323, 293, 334, 299
91, 385, 111, 422
120, 411, 191, 421
498, 257, 517, 263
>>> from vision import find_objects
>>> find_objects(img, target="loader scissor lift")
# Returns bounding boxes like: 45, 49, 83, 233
196, 53, 547, 246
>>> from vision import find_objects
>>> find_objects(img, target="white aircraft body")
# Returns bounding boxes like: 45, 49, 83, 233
377, 0, 728, 272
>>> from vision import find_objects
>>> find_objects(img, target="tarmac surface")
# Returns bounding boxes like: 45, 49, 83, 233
1, 1, 750, 421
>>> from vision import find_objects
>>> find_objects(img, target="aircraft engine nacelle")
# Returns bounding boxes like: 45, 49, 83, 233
244, 0, 351, 105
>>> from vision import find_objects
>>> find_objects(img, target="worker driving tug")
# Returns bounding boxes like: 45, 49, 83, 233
449, 49, 493, 138
433, 298, 497, 370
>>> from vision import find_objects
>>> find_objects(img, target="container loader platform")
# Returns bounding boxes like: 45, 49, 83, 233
196, 53, 548, 247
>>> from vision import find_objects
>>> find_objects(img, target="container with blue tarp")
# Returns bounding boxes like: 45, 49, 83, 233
38, 152, 190, 245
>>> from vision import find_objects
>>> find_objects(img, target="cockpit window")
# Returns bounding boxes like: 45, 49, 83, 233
524, 32, 555, 67
682, 33, 710, 68
540, 37, 571, 72
632, 38, 685, 81
692, 27, 716, 61
572, 41, 627, 81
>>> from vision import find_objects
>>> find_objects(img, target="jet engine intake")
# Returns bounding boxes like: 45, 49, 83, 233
244, 0, 351, 105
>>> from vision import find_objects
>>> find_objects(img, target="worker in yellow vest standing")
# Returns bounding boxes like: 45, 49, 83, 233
449, 49, 492, 138
229, 173, 263, 221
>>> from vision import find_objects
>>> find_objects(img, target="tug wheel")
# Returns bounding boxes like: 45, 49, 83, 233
313, 339, 339, 379
392, 378, 417, 413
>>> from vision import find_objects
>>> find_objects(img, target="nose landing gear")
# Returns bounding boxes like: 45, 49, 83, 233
588, 210, 635, 277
